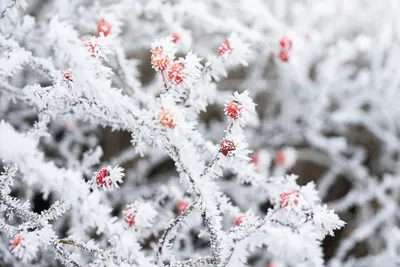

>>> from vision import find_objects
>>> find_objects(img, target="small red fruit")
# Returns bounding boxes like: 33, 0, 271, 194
225, 100, 242, 119
275, 150, 285, 166
10, 235, 24, 249
235, 215, 246, 226
278, 50, 289, 62
220, 139, 236, 156
97, 18, 111, 36
176, 200, 189, 213
123, 205, 136, 227
171, 32, 180, 43
158, 108, 175, 129
279, 190, 299, 208
151, 46, 169, 72
218, 40, 231, 56
96, 168, 111, 187
168, 62, 184, 85
279, 36, 292, 50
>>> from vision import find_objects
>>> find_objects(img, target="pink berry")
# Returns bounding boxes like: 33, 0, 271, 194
275, 151, 285, 166
278, 50, 289, 62
158, 108, 175, 129
176, 200, 189, 213
151, 46, 169, 71
123, 205, 136, 227
235, 215, 246, 226
171, 32, 180, 43
279, 190, 299, 208
218, 40, 231, 56
279, 36, 292, 50
220, 139, 236, 156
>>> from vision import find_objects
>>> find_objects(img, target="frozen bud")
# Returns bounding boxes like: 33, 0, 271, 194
176, 200, 189, 213
279, 36, 293, 50
97, 18, 112, 36
220, 138, 236, 156
84, 35, 112, 60
218, 39, 232, 56
279, 190, 299, 208
95, 166, 124, 190
225, 100, 242, 119
10, 235, 24, 250
151, 46, 169, 72
235, 215, 247, 226
275, 148, 296, 169
168, 61, 184, 85
171, 32, 180, 43
85, 37, 100, 58
251, 153, 259, 172
158, 108, 175, 129
123, 204, 136, 227
62, 68, 74, 88
278, 49, 289, 62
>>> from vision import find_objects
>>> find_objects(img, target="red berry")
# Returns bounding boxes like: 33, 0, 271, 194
251, 153, 259, 164
275, 151, 285, 166
218, 40, 231, 56
278, 50, 289, 62
267, 263, 277, 267
96, 168, 111, 187
10, 235, 24, 249
279, 190, 299, 208
171, 32, 180, 43
279, 36, 292, 50
123, 205, 136, 227
220, 139, 236, 156
225, 100, 242, 119
168, 62, 184, 85
158, 108, 175, 129
151, 46, 169, 71
176, 200, 189, 213
235, 215, 246, 226
97, 18, 112, 36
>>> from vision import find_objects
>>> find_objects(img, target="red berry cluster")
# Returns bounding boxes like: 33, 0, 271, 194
158, 108, 175, 129
278, 36, 292, 62
151, 46, 169, 72
225, 100, 242, 119
220, 138, 236, 156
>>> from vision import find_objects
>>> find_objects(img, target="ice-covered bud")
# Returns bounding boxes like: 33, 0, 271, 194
279, 36, 293, 50
10, 235, 24, 250
62, 68, 74, 88
227, 90, 258, 126
176, 200, 189, 213
235, 215, 247, 226
95, 166, 124, 189
97, 18, 111, 36
151, 36, 177, 72
171, 32, 180, 43
275, 148, 296, 169
123, 204, 136, 227
225, 100, 242, 119
278, 50, 289, 62
218, 39, 232, 56
279, 190, 299, 208
168, 61, 184, 85
158, 108, 175, 129
84, 35, 113, 60
218, 33, 250, 66
220, 138, 236, 156
251, 153, 259, 172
